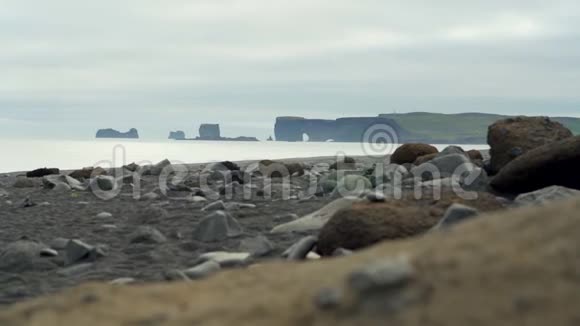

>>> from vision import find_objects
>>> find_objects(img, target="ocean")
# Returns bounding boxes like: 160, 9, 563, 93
0, 139, 489, 173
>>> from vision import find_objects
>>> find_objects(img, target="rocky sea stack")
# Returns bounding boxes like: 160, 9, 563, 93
95, 128, 139, 139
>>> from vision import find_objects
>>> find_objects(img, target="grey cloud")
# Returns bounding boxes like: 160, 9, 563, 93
0, 0, 579, 139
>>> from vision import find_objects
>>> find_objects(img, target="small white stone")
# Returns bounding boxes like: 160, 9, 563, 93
190, 196, 207, 203
96, 212, 113, 218
110, 277, 136, 285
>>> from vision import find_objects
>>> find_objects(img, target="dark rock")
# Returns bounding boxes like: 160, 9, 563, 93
286, 236, 318, 261
488, 116, 572, 174
150, 159, 172, 176
240, 236, 275, 257
18, 197, 36, 208
329, 156, 356, 170
96, 128, 139, 139
129, 226, 167, 244
64, 240, 101, 265
491, 135, 580, 194
90, 176, 116, 191
0, 240, 57, 272
411, 154, 473, 180
168, 131, 186, 140
68, 167, 107, 180
192, 211, 244, 242
391, 143, 439, 165
13, 177, 35, 188
259, 160, 304, 178
123, 163, 140, 172
26, 168, 59, 178
431, 204, 479, 230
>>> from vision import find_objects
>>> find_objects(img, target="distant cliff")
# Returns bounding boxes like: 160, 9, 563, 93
274, 117, 409, 143
275, 113, 580, 144
379, 112, 580, 144
96, 128, 139, 139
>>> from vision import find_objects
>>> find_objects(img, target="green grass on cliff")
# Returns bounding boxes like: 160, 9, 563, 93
379, 112, 580, 143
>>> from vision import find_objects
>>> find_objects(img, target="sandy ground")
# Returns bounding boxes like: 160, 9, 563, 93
0, 155, 384, 305
0, 193, 579, 326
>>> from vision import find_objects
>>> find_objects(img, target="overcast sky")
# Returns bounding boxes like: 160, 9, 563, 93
1, 0, 579, 140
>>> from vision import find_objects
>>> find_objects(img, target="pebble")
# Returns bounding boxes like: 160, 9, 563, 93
287, 236, 318, 261
38, 202, 51, 207
39, 248, 59, 257
13, 177, 35, 188
348, 256, 414, 294
19, 197, 36, 208
110, 278, 137, 286
141, 192, 160, 201
366, 191, 386, 203
129, 226, 167, 244
96, 212, 113, 218
189, 196, 208, 203
201, 200, 227, 212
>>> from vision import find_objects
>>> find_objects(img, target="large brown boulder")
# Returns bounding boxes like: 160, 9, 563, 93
488, 116, 572, 174
317, 191, 504, 256
2, 198, 580, 326
491, 135, 580, 194
391, 143, 438, 165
